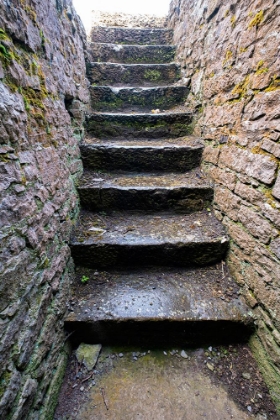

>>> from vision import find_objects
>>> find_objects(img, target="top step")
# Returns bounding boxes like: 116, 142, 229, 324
90, 27, 173, 45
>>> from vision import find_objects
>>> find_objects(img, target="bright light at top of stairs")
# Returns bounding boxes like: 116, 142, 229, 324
73, 0, 171, 33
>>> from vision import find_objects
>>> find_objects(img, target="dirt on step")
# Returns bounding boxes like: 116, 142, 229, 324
54, 344, 277, 420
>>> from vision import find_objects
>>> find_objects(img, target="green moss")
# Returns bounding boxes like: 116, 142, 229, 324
248, 10, 264, 29
230, 16, 236, 27
38, 350, 69, 420
265, 76, 280, 92
143, 69, 162, 81
223, 50, 233, 67
39, 256, 50, 269
239, 47, 248, 54
0, 371, 12, 400
231, 75, 250, 98
250, 333, 280, 414
0, 42, 15, 63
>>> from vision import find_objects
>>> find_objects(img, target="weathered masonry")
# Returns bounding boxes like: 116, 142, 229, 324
0, 0, 279, 419
169, 0, 280, 411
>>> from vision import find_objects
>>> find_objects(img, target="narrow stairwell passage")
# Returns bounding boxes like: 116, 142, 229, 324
66, 22, 253, 346
55, 19, 278, 420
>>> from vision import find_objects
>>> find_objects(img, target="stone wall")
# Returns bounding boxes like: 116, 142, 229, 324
168, 0, 280, 411
0, 0, 89, 418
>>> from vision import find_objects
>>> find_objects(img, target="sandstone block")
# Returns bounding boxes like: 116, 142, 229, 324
219, 146, 277, 185
214, 187, 241, 221
261, 138, 280, 159
209, 167, 236, 190
234, 182, 262, 204
238, 205, 277, 244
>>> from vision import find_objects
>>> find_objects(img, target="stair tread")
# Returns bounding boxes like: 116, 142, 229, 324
79, 169, 212, 190
71, 210, 228, 246
91, 85, 187, 90
82, 136, 204, 148
88, 43, 176, 64
89, 109, 190, 116
91, 27, 173, 45
89, 62, 178, 67
66, 266, 252, 323
87, 62, 180, 87
90, 42, 175, 47
90, 85, 189, 112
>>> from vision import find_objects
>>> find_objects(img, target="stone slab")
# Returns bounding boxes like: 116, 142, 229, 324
70, 210, 229, 268
88, 43, 176, 64
76, 343, 102, 371
65, 265, 253, 345
78, 169, 213, 212
80, 136, 204, 172
90, 27, 173, 45
89, 85, 189, 111
86, 111, 193, 139
87, 62, 181, 86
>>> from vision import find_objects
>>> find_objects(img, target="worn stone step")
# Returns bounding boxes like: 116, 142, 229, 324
86, 112, 193, 139
70, 210, 229, 268
65, 266, 254, 346
81, 137, 204, 172
87, 62, 181, 86
78, 169, 213, 212
90, 86, 189, 112
88, 43, 176, 64
90, 27, 173, 45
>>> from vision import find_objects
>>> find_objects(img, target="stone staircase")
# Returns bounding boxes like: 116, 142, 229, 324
65, 24, 254, 346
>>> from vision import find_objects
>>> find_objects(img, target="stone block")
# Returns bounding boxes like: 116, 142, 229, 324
261, 202, 280, 229
261, 138, 280, 159
209, 167, 236, 190
224, 219, 255, 254
234, 182, 262, 205
219, 146, 277, 185
214, 187, 241, 221
238, 205, 277, 244
76, 343, 102, 371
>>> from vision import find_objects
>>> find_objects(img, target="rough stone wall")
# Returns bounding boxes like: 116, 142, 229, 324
0, 0, 89, 418
168, 0, 280, 411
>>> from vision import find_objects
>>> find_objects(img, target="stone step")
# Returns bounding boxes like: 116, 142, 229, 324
88, 43, 176, 64
70, 210, 229, 268
78, 169, 214, 212
86, 112, 193, 139
80, 137, 204, 172
90, 27, 173, 45
65, 266, 254, 346
87, 62, 181, 86
90, 86, 189, 112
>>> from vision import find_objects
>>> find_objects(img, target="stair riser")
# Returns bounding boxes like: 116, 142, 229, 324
86, 114, 193, 139
70, 242, 228, 268
88, 44, 176, 64
80, 145, 203, 172
79, 187, 213, 212
90, 86, 189, 111
65, 320, 254, 347
87, 63, 181, 86
91, 28, 173, 45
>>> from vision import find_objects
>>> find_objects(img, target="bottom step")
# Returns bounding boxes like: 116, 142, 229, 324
65, 266, 254, 346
